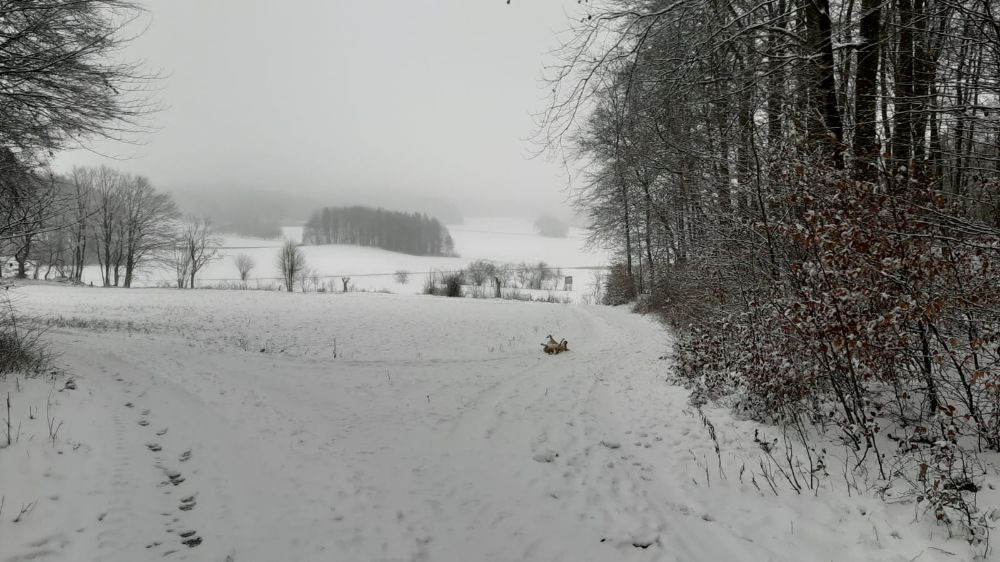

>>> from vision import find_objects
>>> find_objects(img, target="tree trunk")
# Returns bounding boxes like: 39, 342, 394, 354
766, 0, 787, 149
891, 0, 915, 185
853, 0, 881, 175
124, 254, 134, 288
621, 177, 635, 291
803, 0, 844, 156
642, 181, 655, 288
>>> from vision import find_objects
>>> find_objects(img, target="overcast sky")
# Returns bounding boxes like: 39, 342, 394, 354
51, 0, 584, 220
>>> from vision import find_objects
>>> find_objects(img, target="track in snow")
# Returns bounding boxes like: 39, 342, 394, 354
1, 287, 967, 562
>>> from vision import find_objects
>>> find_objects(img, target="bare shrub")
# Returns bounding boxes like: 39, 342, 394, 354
394, 269, 409, 284
0, 290, 48, 377
176, 217, 221, 288
234, 254, 255, 282
423, 271, 438, 295
465, 259, 494, 286
670, 159, 1000, 542
442, 272, 463, 297
277, 240, 306, 293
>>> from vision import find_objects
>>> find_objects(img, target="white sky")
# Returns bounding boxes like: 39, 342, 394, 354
51, 0, 585, 219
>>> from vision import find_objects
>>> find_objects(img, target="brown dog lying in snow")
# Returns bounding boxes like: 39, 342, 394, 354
541, 334, 569, 355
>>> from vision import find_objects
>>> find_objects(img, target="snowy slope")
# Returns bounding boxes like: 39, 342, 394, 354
76, 218, 609, 299
0, 285, 983, 562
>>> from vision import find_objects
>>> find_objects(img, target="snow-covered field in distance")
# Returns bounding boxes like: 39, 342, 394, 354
81, 217, 610, 299
0, 286, 986, 562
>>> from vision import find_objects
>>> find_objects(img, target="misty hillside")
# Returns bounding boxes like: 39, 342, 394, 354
168, 187, 465, 237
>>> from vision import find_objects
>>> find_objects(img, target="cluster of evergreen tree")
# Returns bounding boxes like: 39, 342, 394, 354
303, 206, 455, 256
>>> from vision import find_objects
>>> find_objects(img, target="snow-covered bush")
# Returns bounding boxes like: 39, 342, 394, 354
665, 158, 1000, 543
602, 263, 636, 305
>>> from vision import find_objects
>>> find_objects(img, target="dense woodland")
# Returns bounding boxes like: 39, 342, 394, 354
303, 206, 456, 256
550, 0, 1000, 540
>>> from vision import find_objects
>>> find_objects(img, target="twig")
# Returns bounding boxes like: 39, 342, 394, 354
12, 500, 37, 523
46, 390, 62, 445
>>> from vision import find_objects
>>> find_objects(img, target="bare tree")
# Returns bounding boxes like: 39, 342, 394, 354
7, 176, 60, 279
535, 0, 1000, 540
465, 260, 493, 286
0, 1, 155, 155
119, 175, 178, 287
89, 166, 125, 286
0, 1, 154, 284
170, 246, 191, 289
178, 217, 221, 289
277, 240, 306, 292
514, 261, 532, 288
234, 254, 255, 283
33, 192, 74, 280
68, 168, 94, 283
0, 0, 153, 370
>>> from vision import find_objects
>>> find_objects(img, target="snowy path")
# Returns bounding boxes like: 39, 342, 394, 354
1, 287, 972, 561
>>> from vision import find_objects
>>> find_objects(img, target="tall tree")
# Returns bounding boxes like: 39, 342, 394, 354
119, 175, 179, 287
178, 217, 221, 289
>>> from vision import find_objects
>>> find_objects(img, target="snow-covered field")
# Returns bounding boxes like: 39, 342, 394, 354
0, 285, 988, 561
77, 217, 609, 301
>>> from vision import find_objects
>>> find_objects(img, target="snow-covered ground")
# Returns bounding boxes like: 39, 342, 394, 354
0, 285, 987, 561
76, 217, 609, 301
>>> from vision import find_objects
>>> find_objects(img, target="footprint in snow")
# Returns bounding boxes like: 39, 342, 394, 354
166, 471, 185, 486
179, 495, 196, 511
156, 428, 168, 436
181, 536, 202, 548
138, 420, 150, 427
125, 402, 134, 408
141, 409, 151, 415
532, 450, 559, 463
178, 450, 191, 463
147, 443, 163, 452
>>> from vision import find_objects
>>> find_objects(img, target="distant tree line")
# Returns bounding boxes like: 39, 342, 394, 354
303, 206, 455, 256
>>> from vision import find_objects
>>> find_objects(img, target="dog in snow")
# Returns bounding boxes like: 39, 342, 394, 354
541, 334, 569, 355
